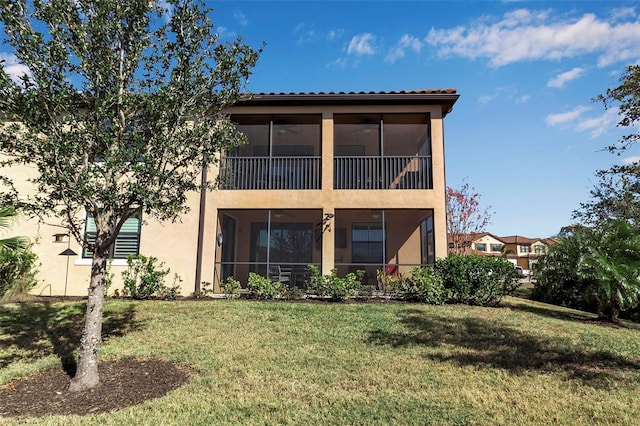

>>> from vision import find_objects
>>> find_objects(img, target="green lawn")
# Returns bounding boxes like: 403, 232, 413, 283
1, 297, 640, 425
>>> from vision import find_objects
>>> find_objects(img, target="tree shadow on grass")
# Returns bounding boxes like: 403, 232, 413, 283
504, 299, 596, 323
0, 301, 144, 376
367, 309, 640, 389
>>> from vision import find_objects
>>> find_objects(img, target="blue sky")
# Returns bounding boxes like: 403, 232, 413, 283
2, 1, 639, 238
208, 0, 640, 238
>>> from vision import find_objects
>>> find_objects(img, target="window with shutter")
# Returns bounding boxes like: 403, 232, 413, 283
83, 212, 141, 259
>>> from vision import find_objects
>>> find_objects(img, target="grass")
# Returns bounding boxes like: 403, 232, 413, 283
1, 297, 640, 425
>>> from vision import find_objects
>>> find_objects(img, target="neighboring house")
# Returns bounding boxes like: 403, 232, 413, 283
447, 232, 505, 256
469, 233, 507, 256
7, 89, 459, 295
489, 235, 558, 270
448, 232, 558, 270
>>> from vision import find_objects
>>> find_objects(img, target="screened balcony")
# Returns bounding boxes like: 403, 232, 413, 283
333, 113, 432, 190
220, 114, 322, 190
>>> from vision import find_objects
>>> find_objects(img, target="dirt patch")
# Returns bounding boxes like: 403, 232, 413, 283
0, 358, 190, 418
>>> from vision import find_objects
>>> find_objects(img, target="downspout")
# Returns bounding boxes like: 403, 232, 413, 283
194, 161, 207, 293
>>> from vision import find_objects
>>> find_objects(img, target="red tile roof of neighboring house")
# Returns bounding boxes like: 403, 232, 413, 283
500, 235, 539, 245
234, 89, 460, 116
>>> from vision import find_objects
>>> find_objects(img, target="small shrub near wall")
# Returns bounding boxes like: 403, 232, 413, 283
220, 277, 241, 299
403, 266, 449, 304
436, 255, 520, 306
0, 247, 39, 300
307, 265, 364, 302
247, 272, 284, 300
121, 254, 181, 300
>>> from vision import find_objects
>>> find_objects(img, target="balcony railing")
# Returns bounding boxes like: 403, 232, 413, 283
219, 155, 431, 190
219, 156, 321, 190
334, 156, 432, 189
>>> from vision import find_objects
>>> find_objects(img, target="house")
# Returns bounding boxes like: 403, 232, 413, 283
463, 233, 558, 270
447, 232, 558, 271
469, 232, 507, 256
7, 89, 459, 295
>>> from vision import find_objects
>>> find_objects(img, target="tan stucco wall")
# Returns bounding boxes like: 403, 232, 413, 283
4, 100, 452, 296
2, 160, 203, 297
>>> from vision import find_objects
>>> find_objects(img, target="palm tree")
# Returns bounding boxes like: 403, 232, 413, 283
579, 219, 640, 322
0, 206, 27, 252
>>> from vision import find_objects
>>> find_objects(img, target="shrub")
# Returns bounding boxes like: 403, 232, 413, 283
122, 254, 171, 300
376, 270, 405, 298
157, 273, 182, 300
436, 255, 519, 306
220, 277, 241, 299
0, 246, 38, 300
403, 266, 448, 304
307, 265, 364, 302
247, 272, 283, 299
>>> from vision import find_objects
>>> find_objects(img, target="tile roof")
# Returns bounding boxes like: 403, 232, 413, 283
250, 89, 458, 96
234, 89, 460, 116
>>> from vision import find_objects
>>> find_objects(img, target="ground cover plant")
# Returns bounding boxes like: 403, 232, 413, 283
1, 297, 639, 425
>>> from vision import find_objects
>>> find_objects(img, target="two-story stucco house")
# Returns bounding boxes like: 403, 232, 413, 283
9, 89, 459, 295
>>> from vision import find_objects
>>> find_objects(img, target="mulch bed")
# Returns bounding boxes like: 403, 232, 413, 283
0, 358, 190, 418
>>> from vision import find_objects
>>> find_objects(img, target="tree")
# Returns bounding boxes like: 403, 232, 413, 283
574, 163, 640, 227
0, 206, 27, 252
596, 64, 640, 154
580, 219, 640, 322
446, 180, 492, 255
535, 220, 640, 323
0, 0, 260, 391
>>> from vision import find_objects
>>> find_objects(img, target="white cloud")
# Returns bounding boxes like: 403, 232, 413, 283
295, 24, 343, 44
547, 67, 585, 88
477, 86, 530, 105
385, 34, 422, 63
575, 107, 619, 138
217, 26, 237, 39
0, 53, 30, 85
326, 57, 348, 69
478, 94, 497, 105
234, 11, 248, 27
347, 33, 376, 56
622, 155, 640, 164
610, 7, 636, 22
426, 9, 640, 67
545, 105, 589, 126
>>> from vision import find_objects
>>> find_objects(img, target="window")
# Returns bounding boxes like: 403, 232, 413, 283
83, 212, 141, 259
250, 222, 313, 265
520, 245, 531, 254
490, 243, 502, 252
534, 245, 545, 254
352, 222, 384, 264
475, 243, 487, 252
421, 215, 435, 265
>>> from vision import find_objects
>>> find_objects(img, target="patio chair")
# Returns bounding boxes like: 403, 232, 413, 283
268, 265, 291, 284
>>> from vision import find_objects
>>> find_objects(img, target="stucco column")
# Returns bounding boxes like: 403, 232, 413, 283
321, 208, 335, 276
321, 112, 335, 275
321, 112, 334, 191
430, 110, 448, 260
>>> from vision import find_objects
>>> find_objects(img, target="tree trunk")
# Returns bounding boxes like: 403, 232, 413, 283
609, 298, 621, 323
68, 249, 108, 392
